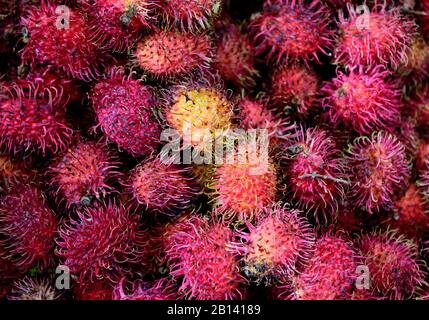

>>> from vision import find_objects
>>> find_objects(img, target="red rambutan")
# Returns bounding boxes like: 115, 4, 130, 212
73, 280, 114, 300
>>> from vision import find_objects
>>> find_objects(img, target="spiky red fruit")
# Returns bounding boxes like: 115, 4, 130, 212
250, 0, 334, 64
89, 69, 162, 157
82, 0, 154, 52
335, 3, 416, 69
126, 157, 199, 214
284, 232, 358, 300
134, 30, 212, 79
0, 180, 58, 271
419, 0, 429, 40
232, 204, 315, 284
49, 140, 121, 208
321, 66, 402, 134
168, 219, 246, 300
21, 1, 108, 81
8, 276, 61, 300
0, 84, 73, 155
113, 278, 178, 300
269, 64, 319, 118
73, 280, 114, 300
157, 0, 223, 32
359, 231, 426, 299
213, 23, 258, 88
55, 202, 147, 284
283, 127, 347, 223
346, 131, 410, 214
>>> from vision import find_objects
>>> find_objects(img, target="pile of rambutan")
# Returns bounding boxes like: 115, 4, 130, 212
0, 0, 427, 301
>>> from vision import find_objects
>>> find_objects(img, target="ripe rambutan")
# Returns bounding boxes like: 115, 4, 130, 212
126, 157, 199, 214
55, 202, 147, 284
231, 204, 315, 284
167, 219, 246, 300
359, 230, 427, 299
157, 0, 223, 32
334, 3, 417, 69
113, 278, 178, 300
283, 127, 348, 223
49, 139, 121, 208
269, 64, 319, 118
8, 276, 62, 300
73, 280, 114, 300
213, 23, 258, 88
249, 0, 334, 64
346, 131, 410, 214
0, 179, 58, 271
134, 30, 213, 79
321, 66, 402, 134
89, 68, 162, 157
0, 84, 74, 155
20, 1, 109, 81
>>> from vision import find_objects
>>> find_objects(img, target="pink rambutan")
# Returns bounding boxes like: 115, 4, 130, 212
134, 30, 213, 79
20, 1, 109, 81
334, 2, 417, 69
359, 230, 427, 299
346, 131, 410, 214
89, 68, 162, 157
321, 66, 402, 134
249, 0, 334, 64
113, 278, 178, 300
0, 84, 74, 155
231, 204, 315, 284
55, 202, 147, 284
0, 179, 58, 271
8, 276, 62, 300
49, 139, 121, 208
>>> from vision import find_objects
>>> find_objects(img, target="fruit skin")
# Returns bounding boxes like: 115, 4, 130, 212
321, 66, 402, 135
73, 280, 114, 300
49, 139, 121, 208
126, 157, 200, 215
8, 276, 61, 300
89, 68, 162, 157
269, 64, 319, 118
359, 230, 427, 300
231, 204, 315, 284
82, 0, 155, 52
283, 127, 348, 223
0, 83, 74, 156
334, 2, 417, 69
346, 131, 410, 214
134, 30, 213, 79
0, 179, 58, 271
213, 23, 258, 88
20, 1, 109, 81
113, 278, 178, 300
157, 0, 223, 32
167, 218, 247, 300
249, 0, 334, 64
55, 202, 147, 285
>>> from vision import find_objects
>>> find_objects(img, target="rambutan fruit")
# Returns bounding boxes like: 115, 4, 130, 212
213, 23, 258, 88
134, 30, 213, 79
419, 0, 429, 39
346, 131, 410, 214
284, 231, 358, 300
269, 64, 319, 118
164, 83, 233, 149
387, 183, 429, 239
157, 0, 223, 32
0, 179, 58, 271
191, 164, 217, 193
321, 66, 402, 134
81, 0, 155, 52
8, 276, 62, 300
48, 139, 121, 208
20, 1, 109, 81
334, 2, 417, 69
359, 230, 427, 299
397, 36, 429, 84
89, 68, 162, 157
0, 84, 74, 155
73, 280, 114, 300
126, 157, 199, 214
416, 140, 429, 172
232, 204, 315, 284
283, 127, 348, 223
409, 85, 429, 131
55, 202, 147, 284
0, 153, 30, 181
249, 0, 334, 64
167, 219, 247, 300
113, 278, 178, 300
